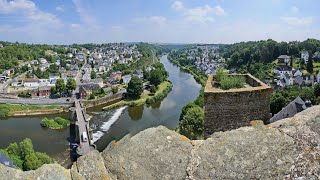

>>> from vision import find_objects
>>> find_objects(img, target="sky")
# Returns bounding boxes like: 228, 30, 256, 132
0, 0, 319, 44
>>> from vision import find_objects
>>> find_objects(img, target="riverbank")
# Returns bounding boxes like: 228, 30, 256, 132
102, 81, 172, 110
0, 104, 66, 117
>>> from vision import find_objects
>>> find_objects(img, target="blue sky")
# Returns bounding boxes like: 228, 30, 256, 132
0, 0, 319, 44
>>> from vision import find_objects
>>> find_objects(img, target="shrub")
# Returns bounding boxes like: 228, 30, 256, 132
219, 76, 245, 90
177, 106, 204, 140
40, 117, 70, 129
0, 106, 10, 117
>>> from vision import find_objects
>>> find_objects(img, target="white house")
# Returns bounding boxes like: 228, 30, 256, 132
49, 73, 60, 84
278, 55, 291, 65
293, 69, 302, 77
274, 65, 293, 77
122, 75, 132, 84
317, 72, 320, 83
301, 50, 309, 64
39, 58, 47, 64
67, 53, 73, 58
23, 78, 39, 87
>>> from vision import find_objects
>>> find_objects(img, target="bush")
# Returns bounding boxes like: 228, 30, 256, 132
177, 106, 204, 140
0, 106, 10, 117
40, 117, 70, 129
219, 76, 245, 90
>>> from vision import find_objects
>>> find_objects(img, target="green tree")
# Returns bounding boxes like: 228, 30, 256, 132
150, 85, 157, 94
314, 83, 320, 97
6, 143, 19, 156
35, 152, 53, 165
91, 70, 97, 79
306, 56, 314, 74
149, 69, 164, 86
111, 86, 118, 94
178, 106, 204, 140
55, 78, 66, 96
66, 78, 77, 94
127, 76, 143, 98
270, 93, 287, 115
19, 138, 34, 159
24, 153, 40, 170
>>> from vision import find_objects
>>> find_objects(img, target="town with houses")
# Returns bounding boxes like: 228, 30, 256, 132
176, 45, 320, 90
0, 43, 146, 101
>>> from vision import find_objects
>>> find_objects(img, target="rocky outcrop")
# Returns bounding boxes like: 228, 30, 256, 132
0, 164, 71, 180
102, 126, 192, 179
1, 106, 320, 179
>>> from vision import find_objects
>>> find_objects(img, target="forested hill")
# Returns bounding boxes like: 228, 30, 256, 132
220, 38, 320, 69
0, 41, 66, 71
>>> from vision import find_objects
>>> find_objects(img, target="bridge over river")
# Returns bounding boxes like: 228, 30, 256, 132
71, 100, 96, 156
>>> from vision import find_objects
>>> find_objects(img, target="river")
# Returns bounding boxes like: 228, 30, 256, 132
0, 55, 201, 166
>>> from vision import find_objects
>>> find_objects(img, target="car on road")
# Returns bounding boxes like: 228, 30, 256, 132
82, 132, 88, 142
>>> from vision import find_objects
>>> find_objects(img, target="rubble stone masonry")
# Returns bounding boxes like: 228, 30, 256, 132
204, 74, 272, 137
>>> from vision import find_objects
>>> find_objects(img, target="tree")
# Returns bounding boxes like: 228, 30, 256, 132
270, 93, 286, 115
314, 83, 320, 97
24, 153, 40, 170
149, 69, 164, 86
35, 152, 53, 164
150, 85, 157, 94
19, 138, 34, 159
91, 70, 97, 79
55, 78, 66, 96
6, 143, 19, 156
307, 56, 314, 74
66, 78, 77, 94
111, 86, 118, 94
127, 76, 143, 98
178, 106, 204, 140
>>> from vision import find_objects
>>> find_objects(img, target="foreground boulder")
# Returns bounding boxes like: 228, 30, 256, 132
1, 106, 320, 179
101, 126, 193, 179
0, 164, 71, 180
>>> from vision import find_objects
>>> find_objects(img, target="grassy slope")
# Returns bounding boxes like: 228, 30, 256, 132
0, 104, 63, 117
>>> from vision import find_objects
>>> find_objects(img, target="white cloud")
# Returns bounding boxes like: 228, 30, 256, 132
0, 0, 62, 27
133, 16, 167, 26
290, 6, 299, 13
280, 16, 313, 26
111, 25, 125, 31
171, 1, 223, 24
72, 0, 99, 29
56, 5, 65, 12
213, 6, 226, 16
70, 23, 81, 28
171, 1, 184, 11
0, 0, 36, 14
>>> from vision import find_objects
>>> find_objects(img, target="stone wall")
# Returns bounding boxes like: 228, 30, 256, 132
204, 74, 272, 137
80, 92, 125, 108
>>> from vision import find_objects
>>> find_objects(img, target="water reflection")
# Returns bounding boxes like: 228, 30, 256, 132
128, 106, 144, 121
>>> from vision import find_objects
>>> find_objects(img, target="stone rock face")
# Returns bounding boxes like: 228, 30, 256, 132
101, 126, 192, 180
0, 163, 71, 180
189, 121, 297, 179
1, 106, 320, 179
76, 150, 113, 180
